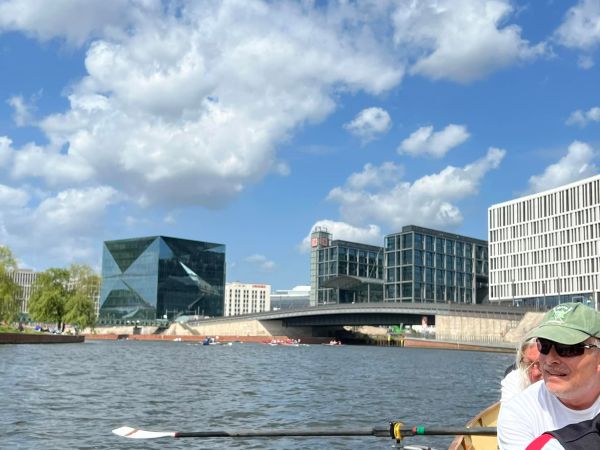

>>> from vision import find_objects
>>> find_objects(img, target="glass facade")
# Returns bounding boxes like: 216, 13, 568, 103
384, 226, 488, 304
314, 240, 384, 305
99, 236, 225, 320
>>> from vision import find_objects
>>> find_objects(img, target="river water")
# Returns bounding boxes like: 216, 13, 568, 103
1, 340, 513, 449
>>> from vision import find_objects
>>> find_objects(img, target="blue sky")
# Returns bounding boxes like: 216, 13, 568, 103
1, 0, 600, 290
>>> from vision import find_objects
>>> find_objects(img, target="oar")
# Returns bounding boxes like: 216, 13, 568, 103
112, 424, 497, 440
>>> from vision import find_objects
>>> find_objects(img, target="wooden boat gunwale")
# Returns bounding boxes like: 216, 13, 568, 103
447, 401, 499, 450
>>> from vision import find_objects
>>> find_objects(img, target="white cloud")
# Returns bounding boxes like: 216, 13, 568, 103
327, 147, 505, 231
527, 141, 598, 193
566, 106, 600, 127
245, 254, 275, 271
7, 95, 33, 126
299, 220, 382, 253
391, 0, 546, 82
3, 0, 403, 209
0, 136, 14, 167
344, 107, 392, 143
12, 142, 96, 186
578, 54, 595, 69
0, 186, 119, 269
0, 184, 29, 207
0, 0, 135, 46
554, 0, 600, 51
398, 124, 470, 158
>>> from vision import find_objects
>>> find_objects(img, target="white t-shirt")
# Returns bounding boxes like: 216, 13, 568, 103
500, 369, 527, 403
498, 380, 600, 450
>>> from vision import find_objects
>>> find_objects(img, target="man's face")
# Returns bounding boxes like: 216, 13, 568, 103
540, 338, 600, 409
522, 344, 542, 384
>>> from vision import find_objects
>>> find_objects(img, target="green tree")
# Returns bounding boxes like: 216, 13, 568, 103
28, 268, 70, 330
0, 246, 21, 324
0, 246, 17, 270
64, 264, 99, 332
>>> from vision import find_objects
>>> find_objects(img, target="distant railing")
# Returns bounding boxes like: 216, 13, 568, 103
94, 319, 170, 327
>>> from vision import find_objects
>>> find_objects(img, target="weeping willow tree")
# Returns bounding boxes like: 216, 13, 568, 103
0, 246, 22, 325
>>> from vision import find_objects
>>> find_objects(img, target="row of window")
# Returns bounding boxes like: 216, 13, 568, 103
317, 262, 383, 279
490, 274, 599, 299
385, 250, 486, 273
385, 267, 474, 287
227, 293, 268, 299
491, 225, 600, 257
385, 233, 486, 259
490, 208, 600, 242
491, 241, 600, 271
318, 248, 383, 264
492, 256, 600, 284
489, 177, 600, 228
384, 283, 474, 302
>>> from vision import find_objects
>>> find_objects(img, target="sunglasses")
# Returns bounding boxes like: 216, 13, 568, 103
537, 337, 600, 358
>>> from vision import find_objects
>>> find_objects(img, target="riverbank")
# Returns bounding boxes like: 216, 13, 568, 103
0, 332, 85, 344
84, 332, 513, 352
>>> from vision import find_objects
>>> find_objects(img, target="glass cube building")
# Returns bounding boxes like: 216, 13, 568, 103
384, 225, 488, 303
99, 236, 225, 320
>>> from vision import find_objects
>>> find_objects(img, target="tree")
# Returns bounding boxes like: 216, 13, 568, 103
28, 268, 70, 330
64, 264, 99, 332
0, 246, 17, 270
0, 246, 21, 324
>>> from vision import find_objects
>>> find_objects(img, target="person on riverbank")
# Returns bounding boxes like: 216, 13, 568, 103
500, 337, 542, 403
497, 302, 600, 450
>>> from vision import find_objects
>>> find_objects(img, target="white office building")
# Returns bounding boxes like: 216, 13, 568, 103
10, 269, 38, 314
224, 282, 271, 316
488, 174, 600, 308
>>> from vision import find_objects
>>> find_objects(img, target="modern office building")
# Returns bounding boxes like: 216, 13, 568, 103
271, 285, 311, 311
224, 282, 271, 316
383, 225, 489, 304
310, 228, 384, 306
99, 236, 226, 320
10, 268, 38, 314
488, 174, 600, 308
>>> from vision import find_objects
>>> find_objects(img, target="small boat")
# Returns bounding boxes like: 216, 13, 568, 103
448, 402, 499, 450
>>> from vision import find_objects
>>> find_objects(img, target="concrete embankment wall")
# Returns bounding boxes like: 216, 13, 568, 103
171, 319, 313, 338
0, 333, 84, 344
435, 312, 545, 344
88, 319, 313, 339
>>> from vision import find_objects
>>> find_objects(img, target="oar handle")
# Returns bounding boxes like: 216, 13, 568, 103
390, 422, 497, 439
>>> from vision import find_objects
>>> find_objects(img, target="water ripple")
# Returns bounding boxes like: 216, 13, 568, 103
1, 340, 511, 449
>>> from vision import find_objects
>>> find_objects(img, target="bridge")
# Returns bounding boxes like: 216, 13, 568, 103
184, 303, 537, 343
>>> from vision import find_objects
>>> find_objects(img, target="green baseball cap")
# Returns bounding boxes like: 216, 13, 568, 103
526, 302, 600, 345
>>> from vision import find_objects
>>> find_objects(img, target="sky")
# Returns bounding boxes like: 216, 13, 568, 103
1, 0, 600, 290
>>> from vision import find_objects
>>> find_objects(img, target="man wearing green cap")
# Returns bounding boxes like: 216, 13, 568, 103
498, 302, 600, 450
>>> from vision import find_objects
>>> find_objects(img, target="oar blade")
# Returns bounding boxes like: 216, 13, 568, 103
112, 426, 176, 439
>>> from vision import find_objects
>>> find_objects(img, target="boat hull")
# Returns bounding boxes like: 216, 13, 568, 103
448, 402, 499, 450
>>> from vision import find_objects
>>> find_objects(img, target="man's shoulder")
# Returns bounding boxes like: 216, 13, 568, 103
499, 380, 547, 424
505, 379, 546, 406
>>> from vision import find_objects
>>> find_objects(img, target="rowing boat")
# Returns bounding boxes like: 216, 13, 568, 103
448, 402, 499, 450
